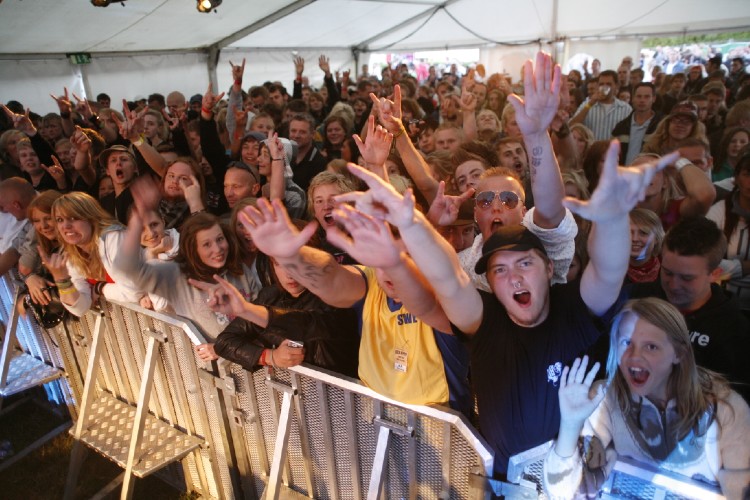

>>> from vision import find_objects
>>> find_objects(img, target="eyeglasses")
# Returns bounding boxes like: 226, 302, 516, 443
474, 190, 520, 210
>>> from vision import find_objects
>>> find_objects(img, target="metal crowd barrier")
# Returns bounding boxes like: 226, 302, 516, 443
2, 285, 495, 499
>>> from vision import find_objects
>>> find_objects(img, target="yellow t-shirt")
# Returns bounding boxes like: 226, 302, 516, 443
356, 266, 449, 406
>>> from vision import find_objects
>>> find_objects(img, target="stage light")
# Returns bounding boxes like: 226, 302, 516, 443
197, 0, 221, 13
91, 0, 127, 6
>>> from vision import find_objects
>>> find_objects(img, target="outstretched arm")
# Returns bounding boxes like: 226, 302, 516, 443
240, 198, 366, 308
327, 204, 452, 332
568, 142, 678, 315
335, 164, 484, 334
508, 52, 565, 228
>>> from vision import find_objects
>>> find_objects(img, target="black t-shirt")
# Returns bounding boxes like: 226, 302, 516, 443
452, 281, 612, 476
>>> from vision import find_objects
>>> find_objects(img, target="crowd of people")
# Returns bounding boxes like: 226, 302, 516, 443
1, 47, 749, 497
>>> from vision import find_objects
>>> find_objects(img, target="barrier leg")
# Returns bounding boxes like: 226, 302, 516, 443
265, 390, 294, 500
0, 287, 22, 393
367, 425, 392, 500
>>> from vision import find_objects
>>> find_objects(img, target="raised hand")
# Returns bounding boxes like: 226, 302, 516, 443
188, 274, 248, 318
265, 132, 284, 162
202, 83, 225, 117
353, 115, 393, 176
369, 84, 403, 135
70, 126, 92, 153
426, 181, 475, 226
334, 163, 417, 229
293, 55, 305, 76
326, 204, 403, 269
130, 175, 162, 215
180, 174, 203, 210
508, 52, 562, 137
558, 356, 606, 425
41, 156, 67, 183
318, 55, 331, 76
563, 142, 679, 223
161, 107, 183, 131
2, 105, 35, 135
230, 58, 246, 84
71, 92, 93, 120
239, 198, 317, 259
38, 246, 70, 282
50, 87, 73, 115
460, 90, 477, 114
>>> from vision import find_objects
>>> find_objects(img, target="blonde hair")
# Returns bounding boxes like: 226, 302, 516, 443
52, 192, 120, 280
629, 208, 665, 256
607, 298, 730, 439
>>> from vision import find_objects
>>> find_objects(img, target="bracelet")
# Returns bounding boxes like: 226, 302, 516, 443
272, 157, 284, 161
132, 134, 145, 147
59, 287, 78, 296
60, 112, 71, 119
201, 106, 212, 115
55, 278, 73, 289
585, 101, 593, 109
393, 127, 405, 139
93, 281, 107, 296
269, 348, 277, 369
675, 158, 692, 171
234, 79, 242, 86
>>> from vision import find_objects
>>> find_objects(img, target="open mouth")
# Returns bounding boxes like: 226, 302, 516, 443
491, 219, 503, 232
628, 367, 649, 386
513, 160, 524, 173
513, 290, 531, 305
323, 213, 334, 225
115, 168, 125, 180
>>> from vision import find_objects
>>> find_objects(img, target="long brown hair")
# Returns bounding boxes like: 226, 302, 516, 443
175, 212, 242, 282
606, 298, 730, 439
27, 190, 63, 255
52, 192, 121, 280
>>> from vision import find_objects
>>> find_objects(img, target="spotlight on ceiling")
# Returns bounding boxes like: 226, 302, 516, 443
91, 0, 127, 6
196, 0, 221, 13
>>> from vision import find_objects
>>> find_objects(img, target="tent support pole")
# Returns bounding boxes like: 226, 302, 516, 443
207, 46, 220, 93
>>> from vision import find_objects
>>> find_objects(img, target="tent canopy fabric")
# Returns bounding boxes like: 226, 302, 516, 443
2, 0, 748, 55
1, 0, 748, 114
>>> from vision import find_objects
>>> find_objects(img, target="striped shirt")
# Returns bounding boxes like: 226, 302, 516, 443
576, 98, 632, 141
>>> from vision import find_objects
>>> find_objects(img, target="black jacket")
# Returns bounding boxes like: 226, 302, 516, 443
214, 286, 360, 378
611, 111, 662, 164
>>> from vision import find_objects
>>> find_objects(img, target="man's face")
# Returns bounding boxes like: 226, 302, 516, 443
486, 249, 553, 328
629, 71, 643, 88
106, 151, 137, 188
289, 120, 312, 150
166, 94, 186, 116
473, 175, 525, 239
617, 66, 630, 86
497, 142, 528, 181
418, 128, 435, 154
668, 115, 694, 141
434, 129, 461, 153
18, 146, 42, 175
437, 223, 475, 252
693, 100, 708, 122
503, 114, 521, 140
251, 95, 266, 109
689, 66, 702, 81
679, 145, 711, 173
660, 249, 717, 311
670, 76, 686, 94
706, 93, 723, 118
598, 75, 617, 102
241, 139, 259, 165
471, 84, 487, 106
454, 160, 485, 193
311, 183, 342, 229
269, 90, 285, 108
0, 195, 25, 221
632, 86, 655, 113
223, 167, 259, 208
98, 98, 111, 109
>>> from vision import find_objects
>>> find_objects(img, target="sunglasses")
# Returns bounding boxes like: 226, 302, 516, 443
474, 190, 520, 210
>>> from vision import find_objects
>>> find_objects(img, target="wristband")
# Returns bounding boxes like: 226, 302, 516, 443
60, 111, 71, 119
269, 349, 277, 369
675, 158, 692, 171
191, 209, 206, 216
93, 281, 107, 296
132, 134, 145, 147
272, 157, 284, 162
393, 127, 405, 139
201, 107, 212, 115
59, 287, 78, 296
585, 101, 593, 109
234, 79, 242, 86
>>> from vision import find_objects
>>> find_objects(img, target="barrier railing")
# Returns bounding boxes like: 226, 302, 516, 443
9, 288, 495, 499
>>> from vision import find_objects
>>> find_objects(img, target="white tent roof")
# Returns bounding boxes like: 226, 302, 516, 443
2, 0, 749, 55
1, 0, 749, 114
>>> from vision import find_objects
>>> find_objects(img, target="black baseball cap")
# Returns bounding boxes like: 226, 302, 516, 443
474, 225, 547, 274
